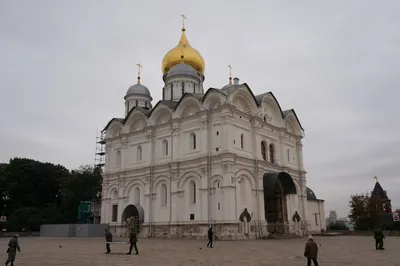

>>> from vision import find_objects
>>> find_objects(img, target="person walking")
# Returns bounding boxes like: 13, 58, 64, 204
304, 235, 318, 266
104, 228, 113, 254
127, 228, 139, 255
207, 227, 214, 248
374, 228, 385, 250
5, 234, 21, 266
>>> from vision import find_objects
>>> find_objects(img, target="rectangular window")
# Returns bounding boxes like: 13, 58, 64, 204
218, 203, 220, 210
112, 205, 118, 222
314, 213, 318, 226
190, 214, 195, 220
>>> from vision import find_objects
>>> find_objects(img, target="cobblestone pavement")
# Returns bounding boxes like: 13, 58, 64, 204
1, 236, 399, 266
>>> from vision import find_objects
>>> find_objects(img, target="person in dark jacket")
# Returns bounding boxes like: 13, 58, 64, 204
127, 228, 139, 255
5, 234, 21, 266
105, 228, 113, 254
207, 227, 214, 248
304, 235, 318, 266
374, 228, 385, 250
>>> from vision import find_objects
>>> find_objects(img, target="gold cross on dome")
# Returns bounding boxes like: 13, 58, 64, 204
136, 63, 142, 84
181, 14, 187, 28
228, 65, 233, 79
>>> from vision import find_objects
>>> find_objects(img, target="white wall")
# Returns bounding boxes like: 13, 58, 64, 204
307, 200, 326, 233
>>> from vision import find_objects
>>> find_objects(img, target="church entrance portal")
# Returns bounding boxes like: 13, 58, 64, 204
263, 172, 297, 234
121, 204, 144, 232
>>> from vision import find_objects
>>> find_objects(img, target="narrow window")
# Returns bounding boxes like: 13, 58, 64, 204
135, 100, 138, 106
116, 150, 121, 166
269, 144, 275, 164
182, 82, 185, 96
170, 84, 173, 100
111, 205, 118, 222
137, 145, 142, 161
240, 179, 246, 203
190, 180, 196, 204
190, 133, 196, 150
134, 187, 140, 204
145, 101, 147, 108
193, 83, 196, 93
240, 134, 244, 149
287, 149, 290, 162
217, 182, 220, 188
218, 203, 220, 210
161, 184, 167, 206
162, 139, 168, 156
261, 141, 267, 161
216, 131, 219, 136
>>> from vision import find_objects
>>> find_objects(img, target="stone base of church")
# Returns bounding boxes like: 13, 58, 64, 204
109, 220, 272, 240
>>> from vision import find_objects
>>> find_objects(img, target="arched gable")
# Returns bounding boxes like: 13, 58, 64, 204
177, 171, 202, 189
122, 110, 148, 133
235, 169, 256, 189
202, 88, 226, 109
123, 179, 146, 198
173, 94, 202, 119
259, 93, 285, 127
105, 121, 122, 139
148, 103, 173, 126
283, 109, 304, 133
230, 86, 258, 115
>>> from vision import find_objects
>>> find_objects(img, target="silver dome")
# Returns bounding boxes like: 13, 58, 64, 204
166, 63, 199, 79
126, 83, 151, 96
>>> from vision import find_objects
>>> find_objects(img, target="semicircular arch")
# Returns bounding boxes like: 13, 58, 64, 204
174, 96, 202, 119
148, 104, 173, 126
177, 171, 202, 189
235, 169, 256, 189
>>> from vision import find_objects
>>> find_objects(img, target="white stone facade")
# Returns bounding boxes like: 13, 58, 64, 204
101, 81, 326, 238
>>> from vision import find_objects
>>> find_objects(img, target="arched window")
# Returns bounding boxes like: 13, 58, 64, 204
181, 82, 185, 96
170, 84, 173, 99
269, 144, 275, 164
240, 179, 246, 203
161, 184, 167, 207
137, 145, 142, 161
287, 149, 290, 162
116, 150, 121, 166
190, 133, 196, 150
240, 134, 244, 149
189, 180, 196, 204
134, 187, 140, 204
261, 141, 267, 161
162, 139, 168, 156
135, 100, 138, 106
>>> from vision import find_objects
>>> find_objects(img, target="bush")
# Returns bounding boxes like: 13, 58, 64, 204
328, 221, 349, 231
5, 207, 43, 231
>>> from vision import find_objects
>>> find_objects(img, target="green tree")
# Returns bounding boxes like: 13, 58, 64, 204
60, 165, 102, 223
4, 158, 69, 212
348, 193, 380, 230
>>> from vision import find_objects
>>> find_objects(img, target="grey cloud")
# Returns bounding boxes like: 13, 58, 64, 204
1, 0, 400, 217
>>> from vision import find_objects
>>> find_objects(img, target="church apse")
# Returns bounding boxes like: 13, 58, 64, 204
263, 172, 297, 233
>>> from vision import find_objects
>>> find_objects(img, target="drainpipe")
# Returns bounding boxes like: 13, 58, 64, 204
207, 108, 212, 226
149, 126, 155, 236
251, 117, 261, 238
168, 122, 174, 228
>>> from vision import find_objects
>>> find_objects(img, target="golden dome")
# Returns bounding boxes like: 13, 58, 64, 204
162, 28, 205, 74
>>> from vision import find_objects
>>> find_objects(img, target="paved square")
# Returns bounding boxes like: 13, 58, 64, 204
1, 236, 399, 265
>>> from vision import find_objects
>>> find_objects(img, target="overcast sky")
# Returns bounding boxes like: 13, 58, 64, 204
1, 0, 399, 217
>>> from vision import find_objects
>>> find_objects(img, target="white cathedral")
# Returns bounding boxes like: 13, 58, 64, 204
100, 22, 326, 239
